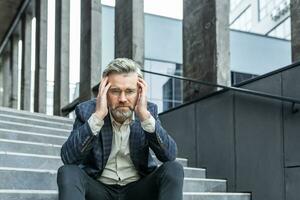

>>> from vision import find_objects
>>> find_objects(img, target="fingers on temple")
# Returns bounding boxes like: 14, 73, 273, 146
138, 78, 147, 94
99, 77, 109, 95
103, 82, 111, 95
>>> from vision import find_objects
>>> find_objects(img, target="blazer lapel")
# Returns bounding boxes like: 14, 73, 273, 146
129, 117, 144, 168
101, 115, 113, 168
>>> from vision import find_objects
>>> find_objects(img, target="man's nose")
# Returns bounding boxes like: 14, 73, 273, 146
118, 92, 127, 102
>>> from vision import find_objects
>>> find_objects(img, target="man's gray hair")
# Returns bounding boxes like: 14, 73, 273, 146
102, 58, 143, 78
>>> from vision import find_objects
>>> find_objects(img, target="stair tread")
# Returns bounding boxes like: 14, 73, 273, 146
0, 113, 73, 127
183, 192, 251, 195
0, 107, 73, 123
0, 165, 202, 174
184, 178, 226, 182
0, 190, 250, 195
0, 169, 226, 192
0, 128, 68, 139
0, 108, 250, 199
0, 120, 71, 132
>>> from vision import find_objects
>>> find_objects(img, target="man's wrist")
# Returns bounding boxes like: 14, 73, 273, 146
139, 110, 151, 122
94, 111, 106, 120
141, 114, 155, 133
88, 113, 105, 135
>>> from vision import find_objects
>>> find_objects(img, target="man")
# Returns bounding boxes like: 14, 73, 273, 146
57, 58, 184, 200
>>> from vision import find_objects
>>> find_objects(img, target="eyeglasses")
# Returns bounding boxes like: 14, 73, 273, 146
108, 88, 137, 97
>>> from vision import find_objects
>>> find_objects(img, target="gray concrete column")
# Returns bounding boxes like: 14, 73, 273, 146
10, 34, 20, 109
80, 0, 102, 101
54, 0, 70, 116
2, 48, 12, 107
291, 0, 300, 62
21, 11, 32, 111
183, 0, 230, 102
115, 0, 144, 67
34, 0, 48, 113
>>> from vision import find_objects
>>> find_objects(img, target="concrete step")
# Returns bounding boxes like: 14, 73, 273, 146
0, 129, 67, 145
0, 190, 57, 200
0, 107, 250, 199
0, 139, 61, 156
183, 178, 226, 192
0, 169, 223, 192
156, 156, 188, 167
0, 152, 204, 178
0, 168, 57, 190
184, 167, 206, 178
0, 113, 73, 130
0, 121, 70, 137
0, 107, 73, 124
0, 191, 251, 200
0, 139, 189, 167
183, 192, 251, 200
0, 152, 63, 170
152, 153, 188, 166
174, 157, 188, 167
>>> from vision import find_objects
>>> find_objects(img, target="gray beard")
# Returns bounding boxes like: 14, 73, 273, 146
110, 107, 133, 123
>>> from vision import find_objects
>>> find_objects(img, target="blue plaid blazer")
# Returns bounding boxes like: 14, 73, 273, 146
61, 99, 177, 179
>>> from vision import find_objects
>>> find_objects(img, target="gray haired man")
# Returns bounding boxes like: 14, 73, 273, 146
57, 58, 184, 200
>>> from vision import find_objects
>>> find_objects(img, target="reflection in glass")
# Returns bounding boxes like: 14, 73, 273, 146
144, 59, 183, 112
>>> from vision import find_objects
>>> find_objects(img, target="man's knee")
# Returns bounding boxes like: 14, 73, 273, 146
57, 165, 84, 186
159, 161, 184, 182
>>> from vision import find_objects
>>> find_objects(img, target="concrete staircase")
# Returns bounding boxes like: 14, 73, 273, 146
0, 107, 251, 200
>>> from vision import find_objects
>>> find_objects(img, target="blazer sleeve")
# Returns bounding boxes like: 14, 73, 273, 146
145, 104, 178, 162
61, 105, 96, 164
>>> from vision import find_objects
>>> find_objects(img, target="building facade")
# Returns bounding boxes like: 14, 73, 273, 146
230, 0, 291, 39
0, 0, 294, 114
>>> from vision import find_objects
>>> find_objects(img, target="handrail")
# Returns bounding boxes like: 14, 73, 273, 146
61, 68, 300, 116
0, 0, 32, 54
141, 69, 300, 105
234, 61, 300, 87
61, 97, 82, 116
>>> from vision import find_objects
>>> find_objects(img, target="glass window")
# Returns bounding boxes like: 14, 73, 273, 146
144, 59, 183, 113
162, 63, 183, 111
230, 6, 252, 31
230, 0, 243, 11
259, 0, 290, 20
231, 71, 258, 85
268, 17, 291, 40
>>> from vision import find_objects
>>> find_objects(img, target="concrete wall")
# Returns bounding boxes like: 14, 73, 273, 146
159, 63, 300, 200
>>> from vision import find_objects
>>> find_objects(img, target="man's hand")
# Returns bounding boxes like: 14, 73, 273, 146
95, 77, 111, 120
135, 78, 150, 121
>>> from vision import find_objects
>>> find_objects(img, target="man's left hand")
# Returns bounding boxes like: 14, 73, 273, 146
135, 78, 151, 121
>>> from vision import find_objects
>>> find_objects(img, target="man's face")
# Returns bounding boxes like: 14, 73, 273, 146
107, 72, 139, 122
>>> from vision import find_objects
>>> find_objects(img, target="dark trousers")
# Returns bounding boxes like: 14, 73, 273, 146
57, 161, 184, 200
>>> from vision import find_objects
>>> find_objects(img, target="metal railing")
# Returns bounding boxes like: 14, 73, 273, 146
0, 0, 31, 54
61, 66, 300, 116
141, 69, 300, 105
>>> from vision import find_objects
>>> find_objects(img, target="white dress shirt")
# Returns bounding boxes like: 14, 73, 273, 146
88, 111, 155, 185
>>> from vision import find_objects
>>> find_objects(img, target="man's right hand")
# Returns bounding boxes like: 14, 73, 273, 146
94, 76, 111, 120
